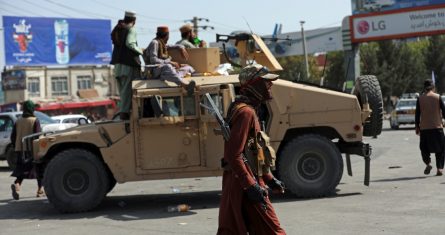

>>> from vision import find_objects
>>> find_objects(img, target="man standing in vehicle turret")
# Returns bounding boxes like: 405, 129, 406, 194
110, 11, 144, 120
217, 64, 286, 235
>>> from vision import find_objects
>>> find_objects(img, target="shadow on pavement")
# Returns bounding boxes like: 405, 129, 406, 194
371, 176, 428, 182
0, 166, 12, 172
382, 126, 415, 132
0, 187, 364, 221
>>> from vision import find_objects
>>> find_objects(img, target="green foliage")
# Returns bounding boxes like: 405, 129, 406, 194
324, 51, 345, 90
359, 40, 427, 99
424, 35, 445, 93
276, 55, 321, 84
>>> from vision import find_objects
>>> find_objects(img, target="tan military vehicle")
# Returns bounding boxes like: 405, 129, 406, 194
30, 33, 382, 213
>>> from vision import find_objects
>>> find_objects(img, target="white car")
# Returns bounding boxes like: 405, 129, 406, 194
389, 98, 417, 129
364, 0, 395, 10
0, 111, 76, 169
52, 114, 91, 125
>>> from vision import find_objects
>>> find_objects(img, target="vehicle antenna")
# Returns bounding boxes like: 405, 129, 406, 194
242, 17, 254, 34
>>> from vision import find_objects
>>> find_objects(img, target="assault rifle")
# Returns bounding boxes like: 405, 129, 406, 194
200, 93, 267, 211
200, 93, 230, 141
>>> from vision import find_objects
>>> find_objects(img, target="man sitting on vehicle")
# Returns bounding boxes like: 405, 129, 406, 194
144, 26, 196, 95
176, 24, 207, 49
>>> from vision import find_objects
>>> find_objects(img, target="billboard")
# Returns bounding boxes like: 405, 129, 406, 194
1, 70, 26, 90
3, 16, 112, 66
351, 4, 445, 42
352, 0, 445, 15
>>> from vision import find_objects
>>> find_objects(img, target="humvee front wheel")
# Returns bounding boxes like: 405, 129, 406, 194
353, 75, 383, 137
278, 134, 343, 197
43, 149, 109, 213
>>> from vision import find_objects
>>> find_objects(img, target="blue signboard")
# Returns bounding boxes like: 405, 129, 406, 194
3, 16, 112, 66
352, 0, 445, 15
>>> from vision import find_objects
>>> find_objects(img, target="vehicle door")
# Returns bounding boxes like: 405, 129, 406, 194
197, 84, 234, 169
134, 87, 201, 171
0, 115, 14, 154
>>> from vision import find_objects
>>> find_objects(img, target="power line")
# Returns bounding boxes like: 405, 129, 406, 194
22, 0, 71, 17
90, 0, 183, 23
0, 7, 24, 17
211, 20, 243, 31
44, 0, 111, 19
184, 17, 214, 37
2, 1, 45, 17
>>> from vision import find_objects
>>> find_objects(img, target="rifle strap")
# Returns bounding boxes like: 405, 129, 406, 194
226, 102, 252, 127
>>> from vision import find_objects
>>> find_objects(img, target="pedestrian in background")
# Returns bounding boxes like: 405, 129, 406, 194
10, 100, 44, 200
217, 64, 286, 235
110, 11, 144, 120
415, 79, 445, 176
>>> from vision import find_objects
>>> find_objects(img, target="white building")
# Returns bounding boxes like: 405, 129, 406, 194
2, 65, 117, 104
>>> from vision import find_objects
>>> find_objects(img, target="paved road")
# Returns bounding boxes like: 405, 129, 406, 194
0, 122, 443, 235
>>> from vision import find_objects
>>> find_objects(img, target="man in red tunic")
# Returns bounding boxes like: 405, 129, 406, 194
217, 64, 286, 235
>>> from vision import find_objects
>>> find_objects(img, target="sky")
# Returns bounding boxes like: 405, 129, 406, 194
0, 0, 353, 69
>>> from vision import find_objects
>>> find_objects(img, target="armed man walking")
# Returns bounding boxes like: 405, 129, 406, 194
415, 79, 445, 176
217, 64, 286, 235
10, 100, 44, 200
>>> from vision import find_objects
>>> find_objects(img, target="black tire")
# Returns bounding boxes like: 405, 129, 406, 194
278, 134, 343, 197
5, 146, 17, 171
353, 75, 383, 137
43, 149, 109, 213
107, 176, 117, 194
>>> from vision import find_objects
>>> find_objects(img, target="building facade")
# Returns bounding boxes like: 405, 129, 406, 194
2, 65, 117, 103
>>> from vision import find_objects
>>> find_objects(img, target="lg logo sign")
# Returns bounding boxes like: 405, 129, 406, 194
357, 20, 386, 35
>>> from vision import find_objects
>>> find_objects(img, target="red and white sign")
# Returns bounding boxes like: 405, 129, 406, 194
351, 4, 445, 43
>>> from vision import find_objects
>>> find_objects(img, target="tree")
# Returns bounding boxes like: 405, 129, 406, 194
324, 51, 346, 90
360, 40, 427, 112
276, 56, 321, 84
424, 35, 445, 94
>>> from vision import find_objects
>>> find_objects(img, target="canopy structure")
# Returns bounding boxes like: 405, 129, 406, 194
36, 99, 115, 111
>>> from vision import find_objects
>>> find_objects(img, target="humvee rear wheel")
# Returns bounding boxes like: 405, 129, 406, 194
43, 149, 109, 213
278, 134, 343, 197
353, 75, 383, 137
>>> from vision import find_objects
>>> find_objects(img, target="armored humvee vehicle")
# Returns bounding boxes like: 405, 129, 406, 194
30, 34, 383, 213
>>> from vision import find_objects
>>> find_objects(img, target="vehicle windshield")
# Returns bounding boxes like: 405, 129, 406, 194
397, 100, 416, 107
17, 111, 57, 125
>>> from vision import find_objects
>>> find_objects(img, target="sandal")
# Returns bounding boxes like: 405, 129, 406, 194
186, 80, 196, 96
36, 189, 45, 198
11, 184, 19, 200
437, 169, 443, 176
424, 165, 433, 175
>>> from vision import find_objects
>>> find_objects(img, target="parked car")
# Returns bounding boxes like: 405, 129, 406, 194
364, 0, 395, 10
0, 111, 77, 170
389, 98, 417, 129
52, 114, 91, 125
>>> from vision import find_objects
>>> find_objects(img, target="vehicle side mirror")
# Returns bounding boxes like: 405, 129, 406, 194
150, 95, 163, 118
78, 118, 89, 125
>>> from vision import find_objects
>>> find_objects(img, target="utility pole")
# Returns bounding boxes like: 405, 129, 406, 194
300, 21, 310, 80
184, 16, 214, 37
